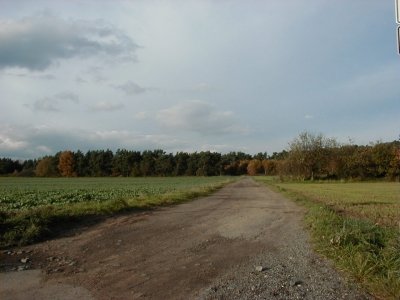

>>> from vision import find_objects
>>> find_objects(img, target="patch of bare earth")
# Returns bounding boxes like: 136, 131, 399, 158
0, 178, 372, 299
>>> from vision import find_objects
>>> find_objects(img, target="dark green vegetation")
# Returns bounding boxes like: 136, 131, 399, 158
256, 177, 400, 300
0, 177, 234, 248
1, 132, 399, 181
0, 150, 258, 177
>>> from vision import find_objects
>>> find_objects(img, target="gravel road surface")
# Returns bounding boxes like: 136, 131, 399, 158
0, 177, 372, 299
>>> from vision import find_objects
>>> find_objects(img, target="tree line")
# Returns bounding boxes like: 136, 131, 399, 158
267, 132, 400, 181
0, 150, 269, 177
1, 132, 399, 180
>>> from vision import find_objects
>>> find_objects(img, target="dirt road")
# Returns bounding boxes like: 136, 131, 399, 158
1, 178, 370, 299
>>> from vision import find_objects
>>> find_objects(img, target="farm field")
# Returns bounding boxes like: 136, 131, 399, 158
0, 177, 233, 211
257, 179, 400, 228
0, 176, 234, 247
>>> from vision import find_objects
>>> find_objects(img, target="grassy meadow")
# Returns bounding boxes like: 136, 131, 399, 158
0, 176, 234, 247
272, 181, 399, 227
255, 177, 400, 299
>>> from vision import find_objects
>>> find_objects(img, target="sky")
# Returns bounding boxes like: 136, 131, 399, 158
0, 0, 399, 159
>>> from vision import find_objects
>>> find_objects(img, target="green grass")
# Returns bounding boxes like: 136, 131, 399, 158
271, 181, 400, 227
255, 177, 400, 300
0, 177, 235, 248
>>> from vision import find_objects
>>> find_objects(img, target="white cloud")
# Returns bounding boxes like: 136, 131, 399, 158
192, 82, 215, 92
198, 143, 243, 153
89, 101, 124, 112
0, 134, 28, 151
156, 100, 243, 136
0, 13, 138, 70
35, 145, 53, 154
0, 124, 189, 159
0, 2, 396, 158
0, 125, 30, 158
134, 111, 147, 120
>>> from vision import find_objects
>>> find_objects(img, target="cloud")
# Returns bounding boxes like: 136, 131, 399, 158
0, 133, 28, 151
84, 66, 108, 83
5, 72, 56, 80
186, 83, 216, 93
134, 111, 147, 120
0, 13, 138, 70
86, 130, 186, 150
156, 100, 243, 136
113, 81, 210, 97
113, 80, 148, 95
27, 92, 79, 112
0, 124, 188, 159
76, 76, 88, 84
31, 98, 59, 112
0, 124, 32, 157
89, 101, 124, 112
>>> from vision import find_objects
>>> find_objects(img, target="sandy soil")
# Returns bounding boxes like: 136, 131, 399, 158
0, 178, 372, 299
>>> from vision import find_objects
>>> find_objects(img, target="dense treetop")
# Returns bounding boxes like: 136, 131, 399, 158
1, 133, 399, 181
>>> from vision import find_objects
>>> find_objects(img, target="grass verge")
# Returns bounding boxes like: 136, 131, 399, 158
255, 177, 400, 300
0, 178, 234, 248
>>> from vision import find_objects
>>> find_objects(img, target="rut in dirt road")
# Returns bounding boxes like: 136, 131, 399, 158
1, 178, 370, 300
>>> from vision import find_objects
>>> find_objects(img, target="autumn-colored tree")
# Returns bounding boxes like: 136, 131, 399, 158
287, 132, 338, 180
247, 159, 263, 176
262, 159, 277, 175
35, 157, 58, 177
58, 151, 75, 177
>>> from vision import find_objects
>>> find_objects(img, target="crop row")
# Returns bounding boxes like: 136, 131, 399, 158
0, 177, 230, 211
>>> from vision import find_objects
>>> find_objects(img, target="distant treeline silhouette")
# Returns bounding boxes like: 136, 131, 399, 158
1, 133, 399, 180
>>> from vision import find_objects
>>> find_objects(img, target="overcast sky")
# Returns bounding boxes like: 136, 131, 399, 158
1, 0, 399, 159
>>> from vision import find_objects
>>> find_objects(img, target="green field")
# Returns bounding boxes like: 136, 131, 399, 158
0, 177, 234, 247
269, 181, 400, 228
255, 177, 400, 299
0, 177, 233, 211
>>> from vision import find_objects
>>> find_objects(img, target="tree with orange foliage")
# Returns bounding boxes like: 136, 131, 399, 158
247, 159, 263, 176
35, 157, 58, 177
58, 151, 75, 177
262, 159, 277, 175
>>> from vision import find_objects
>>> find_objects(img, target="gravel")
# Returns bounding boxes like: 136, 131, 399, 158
200, 206, 373, 300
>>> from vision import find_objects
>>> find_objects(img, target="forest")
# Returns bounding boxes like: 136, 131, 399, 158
1, 132, 399, 181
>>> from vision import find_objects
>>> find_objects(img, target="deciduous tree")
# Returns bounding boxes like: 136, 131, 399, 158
58, 151, 75, 177
35, 157, 58, 177
247, 159, 263, 176
287, 132, 337, 180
